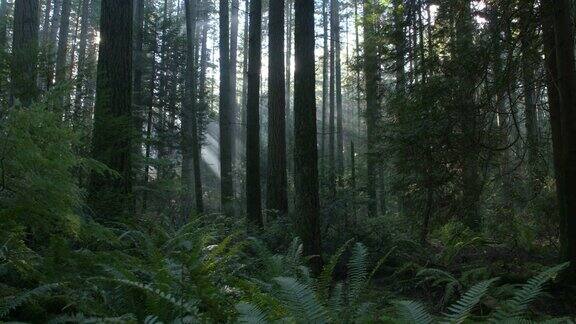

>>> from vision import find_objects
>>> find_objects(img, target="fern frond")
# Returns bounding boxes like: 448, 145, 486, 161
47, 313, 136, 323
367, 246, 396, 284
327, 282, 343, 319
274, 277, 327, 324
440, 277, 498, 323
347, 243, 368, 305
0, 283, 60, 319
236, 302, 270, 324
393, 300, 434, 324
491, 263, 569, 321
93, 278, 197, 315
318, 239, 353, 300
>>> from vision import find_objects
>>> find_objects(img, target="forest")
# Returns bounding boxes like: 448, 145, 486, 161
1, 0, 576, 322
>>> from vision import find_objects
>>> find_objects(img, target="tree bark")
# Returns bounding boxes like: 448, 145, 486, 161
335, 0, 344, 177
10, 0, 39, 107
552, 0, 576, 283
230, 0, 239, 172
363, 0, 378, 217
46, 0, 62, 88
88, 0, 133, 222
73, 0, 91, 117
320, 0, 328, 179
133, 0, 145, 138
219, 0, 234, 215
246, 0, 262, 227
519, 1, 539, 192
266, 0, 288, 215
294, 0, 322, 274
328, 0, 336, 197
182, 0, 200, 221
55, 0, 71, 85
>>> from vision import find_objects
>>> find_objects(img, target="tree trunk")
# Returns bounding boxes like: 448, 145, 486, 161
219, 0, 234, 215
194, 7, 208, 214
552, 0, 576, 283
88, 0, 133, 222
541, 0, 563, 239
246, 0, 262, 227
0, 0, 10, 50
335, 0, 344, 177
328, 0, 336, 197
133, 0, 145, 139
285, 0, 293, 175
46, 0, 62, 88
10, 0, 39, 107
363, 0, 378, 217
73, 0, 91, 117
266, 0, 288, 215
142, 26, 158, 213
320, 0, 328, 180
55, 0, 71, 85
41, 0, 52, 46
294, 0, 322, 274
182, 0, 199, 222
230, 0, 239, 174
519, 1, 539, 191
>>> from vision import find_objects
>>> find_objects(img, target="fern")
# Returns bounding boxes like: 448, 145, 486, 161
440, 277, 498, 323
0, 283, 61, 319
347, 243, 368, 306
274, 277, 327, 323
318, 239, 353, 299
93, 278, 197, 315
236, 302, 270, 324
393, 300, 434, 324
491, 263, 569, 321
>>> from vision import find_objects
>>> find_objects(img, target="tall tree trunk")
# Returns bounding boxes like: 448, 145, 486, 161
335, 0, 344, 177
285, 0, 293, 175
182, 0, 199, 222
541, 0, 563, 241
219, 0, 234, 215
266, 0, 288, 215
363, 0, 378, 217
230, 0, 239, 175
10, 0, 39, 107
0, 0, 8, 49
328, 0, 336, 197
41, 0, 52, 45
519, 1, 539, 191
73, 0, 91, 117
354, 0, 361, 132
46, 0, 62, 88
194, 8, 208, 214
320, 0, 328, 177
88, 0, 133, 222
454, 0, 481, 231
294, 0, 322, 274
55, 0, 71, 86
133, 0, 145, 140
246, 0, 262, 227
552, 0, 576, 283
240, 0, 249, 160
142, 27, 158, 213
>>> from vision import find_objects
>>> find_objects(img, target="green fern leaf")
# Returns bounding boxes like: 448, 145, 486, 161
0, 283, 60, 319
441, 277, 498, 323
236, 302, 270, 324
318, 239, 353, 300
491, 263, 569, 321
393, 300, 434, 324
274, 277, 327, 324
347, 243, 368, 306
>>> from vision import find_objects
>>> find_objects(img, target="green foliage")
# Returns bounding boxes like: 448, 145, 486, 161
491, 263, 570, 321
